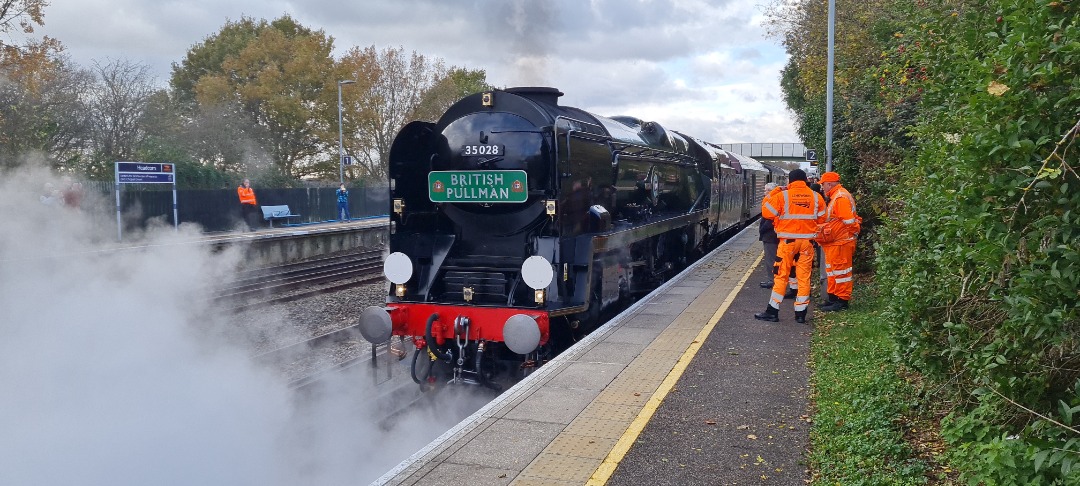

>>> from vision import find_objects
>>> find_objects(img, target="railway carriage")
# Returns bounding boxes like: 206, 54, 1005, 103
358, 87, 776, 389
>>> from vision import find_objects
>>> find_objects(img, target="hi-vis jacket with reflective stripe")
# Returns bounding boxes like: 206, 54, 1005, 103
761, 180, 826, 239
818, 184, 859, 245
237, 186, 256, 205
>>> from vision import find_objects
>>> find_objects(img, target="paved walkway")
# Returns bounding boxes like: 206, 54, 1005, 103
376, 224, 812, 485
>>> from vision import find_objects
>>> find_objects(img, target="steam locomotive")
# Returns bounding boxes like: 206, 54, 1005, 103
358, 87, 784, 390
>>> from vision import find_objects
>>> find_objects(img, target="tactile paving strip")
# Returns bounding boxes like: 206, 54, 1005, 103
516, 453, 604, 483
547, 433, 619, 460
580, 401, 640, 423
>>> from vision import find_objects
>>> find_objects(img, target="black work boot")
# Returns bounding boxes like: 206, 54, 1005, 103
795, 310, 808, 324
822, 298, 850, 312
820, 293, 838, 308
784, 287, 797, 299
754, 306, 779, 322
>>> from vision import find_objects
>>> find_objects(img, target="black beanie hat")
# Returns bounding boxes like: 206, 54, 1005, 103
789, 169, 807, 183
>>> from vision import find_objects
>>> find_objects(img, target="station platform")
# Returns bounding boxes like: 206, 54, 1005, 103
101, 216, 389, 267
375, 224, 811, 485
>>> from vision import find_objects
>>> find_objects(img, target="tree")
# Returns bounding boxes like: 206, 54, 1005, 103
169, 16, 262, 106
0, 53, 93, 171
411, 67, 492, 123
80, 58, 159, 178
172, 15, 338, 181
340, 46, 489, 181
0, 0, 52, 61
0, 0, 76, 171
765, 0, 912, 265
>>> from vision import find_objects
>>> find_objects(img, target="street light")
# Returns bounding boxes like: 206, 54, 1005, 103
337, 79, 357, 185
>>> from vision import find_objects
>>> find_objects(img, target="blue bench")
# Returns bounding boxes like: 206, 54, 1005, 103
261, 205, 301, 227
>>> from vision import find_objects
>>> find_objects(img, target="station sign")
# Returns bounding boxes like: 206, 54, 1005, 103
113, 161, 179, 241
115, 162, 175, 184
429, 170, 528, 203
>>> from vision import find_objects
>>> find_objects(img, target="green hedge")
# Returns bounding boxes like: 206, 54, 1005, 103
875, 0, 1079, 483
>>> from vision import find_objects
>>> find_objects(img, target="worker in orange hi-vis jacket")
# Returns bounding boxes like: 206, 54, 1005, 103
814, 171, 861, 311
237, 178, 258, 231
754, 169, 826, 324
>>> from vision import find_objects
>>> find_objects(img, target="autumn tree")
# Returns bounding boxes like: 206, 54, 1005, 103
411, 67, 492, 123
0, 0, 51, 59
340, 46, 488, 181
0, 0, 79, 171
171, 15, 338, 181
0, 54, 93, 170
765, 0, 912, 264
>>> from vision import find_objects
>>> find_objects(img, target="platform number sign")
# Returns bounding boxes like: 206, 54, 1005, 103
342, 155, 353, 166
805, 149, 818, 166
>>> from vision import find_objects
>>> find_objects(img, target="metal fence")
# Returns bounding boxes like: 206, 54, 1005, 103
98, 184, 389, 232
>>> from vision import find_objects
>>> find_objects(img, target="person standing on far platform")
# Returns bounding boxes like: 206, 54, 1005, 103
754, 169, 826, 324
815, 171, 861, 311
336, 183, 351, 221
40, 182, 59, 206
237, 178, 258, 231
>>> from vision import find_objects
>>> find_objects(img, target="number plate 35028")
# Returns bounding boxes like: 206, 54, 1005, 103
461, 144, 504, 156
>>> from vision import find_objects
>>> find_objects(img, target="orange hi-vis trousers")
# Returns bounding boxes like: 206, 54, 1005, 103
770, 238, 815, 312
823, 240, 856, 300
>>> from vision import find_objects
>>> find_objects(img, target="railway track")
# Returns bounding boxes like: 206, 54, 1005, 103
228, 248, 489, 439
258, 322, 438, 429
215, 250, 385, 312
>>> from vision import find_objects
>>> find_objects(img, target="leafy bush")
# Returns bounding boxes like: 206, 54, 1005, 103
875, 0, 1079, 482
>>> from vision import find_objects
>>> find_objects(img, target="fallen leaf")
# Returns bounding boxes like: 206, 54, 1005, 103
748, 434, 758, 440
705, 420, 717, 425
987, 81, 1010, 96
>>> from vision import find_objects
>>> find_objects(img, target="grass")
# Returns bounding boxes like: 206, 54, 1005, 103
807, 278, 951, 485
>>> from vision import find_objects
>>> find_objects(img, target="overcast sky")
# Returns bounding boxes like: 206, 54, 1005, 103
37, 0, 799, 144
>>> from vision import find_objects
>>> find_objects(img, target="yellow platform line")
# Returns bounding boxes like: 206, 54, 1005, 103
586, 252, 762, 485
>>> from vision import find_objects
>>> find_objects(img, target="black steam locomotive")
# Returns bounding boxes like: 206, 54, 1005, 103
359, 87, 782, 390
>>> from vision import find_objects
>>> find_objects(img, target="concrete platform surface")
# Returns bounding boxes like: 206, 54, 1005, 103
374, 223, 811, 485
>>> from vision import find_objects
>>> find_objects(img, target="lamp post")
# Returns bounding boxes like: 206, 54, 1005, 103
337, 79, 356, 185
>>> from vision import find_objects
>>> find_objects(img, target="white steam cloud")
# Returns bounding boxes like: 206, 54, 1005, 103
0, 165, 480, 485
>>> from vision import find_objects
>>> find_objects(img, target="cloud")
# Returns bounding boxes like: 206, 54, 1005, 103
38, 0, 798, 145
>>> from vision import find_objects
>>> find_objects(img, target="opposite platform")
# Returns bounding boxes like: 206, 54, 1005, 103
375, 224, 812, 485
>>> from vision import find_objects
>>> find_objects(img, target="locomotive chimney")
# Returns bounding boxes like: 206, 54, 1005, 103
506, 87, 563, 106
